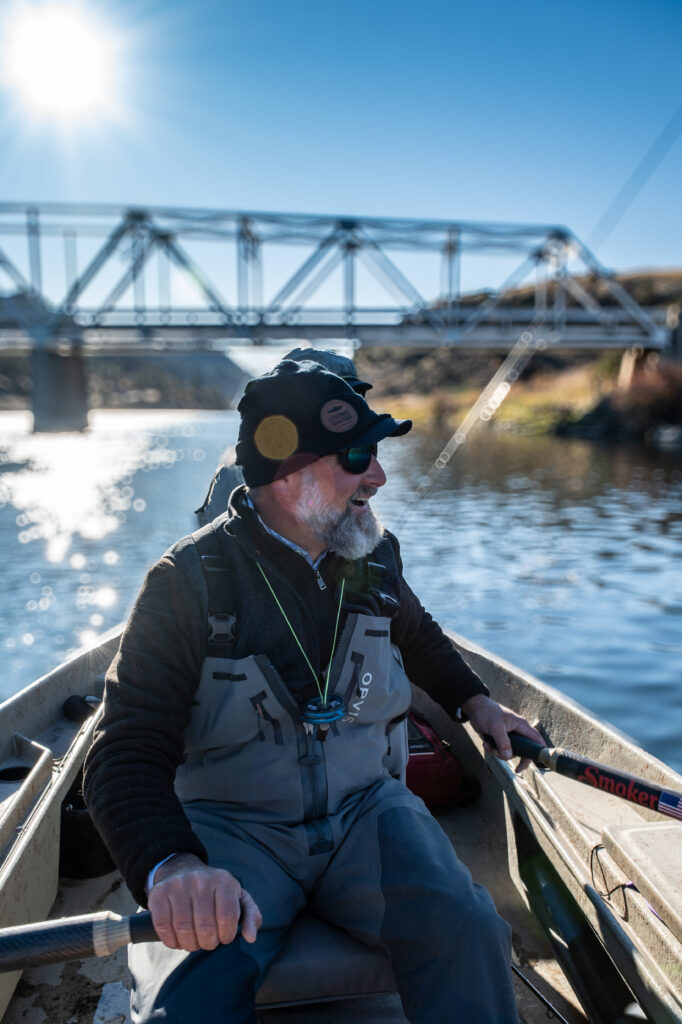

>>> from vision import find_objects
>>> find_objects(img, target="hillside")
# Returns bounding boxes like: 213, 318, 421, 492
439, 269, 682, 309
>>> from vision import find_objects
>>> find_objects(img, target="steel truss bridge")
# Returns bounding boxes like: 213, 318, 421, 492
0, 202, 671, 428
0, 202, 670, 351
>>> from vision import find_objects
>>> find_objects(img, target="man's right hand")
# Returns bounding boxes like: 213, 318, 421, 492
148, 852, 263, 952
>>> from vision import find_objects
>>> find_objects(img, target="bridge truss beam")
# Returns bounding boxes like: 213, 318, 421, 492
0, 202, 669, 354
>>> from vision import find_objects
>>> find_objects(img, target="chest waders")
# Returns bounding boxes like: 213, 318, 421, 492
174, 532, 412, 837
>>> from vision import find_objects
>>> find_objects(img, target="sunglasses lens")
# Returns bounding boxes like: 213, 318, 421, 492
339, 445, 377, 474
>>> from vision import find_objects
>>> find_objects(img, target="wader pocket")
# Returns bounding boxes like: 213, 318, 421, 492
177, 655, 304, 820
183, 655, 288, 755
384, 716, 409, 779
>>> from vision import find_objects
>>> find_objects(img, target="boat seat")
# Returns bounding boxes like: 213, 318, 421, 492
601, 821, 682, 945
256, 911, 396, 1007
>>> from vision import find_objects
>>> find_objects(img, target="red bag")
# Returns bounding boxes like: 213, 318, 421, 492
405, 712, 479, 809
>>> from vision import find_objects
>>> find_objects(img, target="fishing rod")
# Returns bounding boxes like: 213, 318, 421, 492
510, 962, 572, 1024
492, 732, 682, 822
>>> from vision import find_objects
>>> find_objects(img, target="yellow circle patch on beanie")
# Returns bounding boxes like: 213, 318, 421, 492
254, 414, 299, 461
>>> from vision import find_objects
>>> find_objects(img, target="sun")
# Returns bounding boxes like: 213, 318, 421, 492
2, 2, 118, 123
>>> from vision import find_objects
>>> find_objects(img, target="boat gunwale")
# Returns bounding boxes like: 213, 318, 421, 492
443, 630, 682, 1020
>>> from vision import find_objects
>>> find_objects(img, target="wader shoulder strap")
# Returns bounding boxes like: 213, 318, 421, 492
191, 525, 237, 658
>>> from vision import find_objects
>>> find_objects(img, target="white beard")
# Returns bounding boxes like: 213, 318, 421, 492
295, 467, 384, 560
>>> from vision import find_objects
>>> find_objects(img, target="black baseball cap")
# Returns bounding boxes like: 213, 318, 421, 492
284, 347, 372, 395
236, 360, 411, 487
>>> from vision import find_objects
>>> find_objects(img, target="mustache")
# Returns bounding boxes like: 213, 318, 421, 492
352, 486, 377, 501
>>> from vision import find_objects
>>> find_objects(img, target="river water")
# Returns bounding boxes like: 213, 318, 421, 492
1, 409, 680, 772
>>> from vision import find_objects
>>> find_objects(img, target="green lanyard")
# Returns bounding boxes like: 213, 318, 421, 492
257, 562, 345, 707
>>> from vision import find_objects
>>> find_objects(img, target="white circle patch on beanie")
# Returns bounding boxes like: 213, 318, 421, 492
320, 400, 359, 433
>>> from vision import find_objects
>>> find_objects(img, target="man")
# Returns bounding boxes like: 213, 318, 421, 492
195, 347, 371, 526
84, 359, 543, 1024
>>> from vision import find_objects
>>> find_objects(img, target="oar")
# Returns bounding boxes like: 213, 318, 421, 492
0, 911, 157, 973
490, 731, 682, 821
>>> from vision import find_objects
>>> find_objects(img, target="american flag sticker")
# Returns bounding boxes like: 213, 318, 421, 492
658, 791, 682, 820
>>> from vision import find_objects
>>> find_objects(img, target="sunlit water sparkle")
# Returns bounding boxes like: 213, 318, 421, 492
1, 410, 680, 773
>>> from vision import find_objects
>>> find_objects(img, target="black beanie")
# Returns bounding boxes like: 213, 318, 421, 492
235, 360, 411, 487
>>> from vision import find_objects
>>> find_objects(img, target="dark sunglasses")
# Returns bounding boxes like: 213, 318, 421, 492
335, 444, 378, 475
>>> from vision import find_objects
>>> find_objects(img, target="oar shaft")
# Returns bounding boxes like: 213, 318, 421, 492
0, 911, 157, 973
504, 733, 682, 821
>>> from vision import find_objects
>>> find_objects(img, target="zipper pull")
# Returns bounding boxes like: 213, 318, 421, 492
314, 570, 327, 591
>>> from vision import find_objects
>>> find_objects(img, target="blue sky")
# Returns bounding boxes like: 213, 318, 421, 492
1, 0, 681, 287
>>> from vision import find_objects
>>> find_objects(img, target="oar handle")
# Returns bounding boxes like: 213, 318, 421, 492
483, 731, 547, 762
485, 731, 682, 822
507, 732, 547, 761
0, 911, 157, 974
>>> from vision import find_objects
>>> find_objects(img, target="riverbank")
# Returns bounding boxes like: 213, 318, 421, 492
355, 347, 682, 445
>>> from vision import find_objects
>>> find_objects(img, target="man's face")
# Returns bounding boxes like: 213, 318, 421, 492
292, 449, 387, 560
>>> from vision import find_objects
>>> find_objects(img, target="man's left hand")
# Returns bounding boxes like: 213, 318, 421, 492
460, 693, 545, 773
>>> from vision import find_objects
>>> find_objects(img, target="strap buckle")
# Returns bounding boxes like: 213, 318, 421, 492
207, 613, 237, 644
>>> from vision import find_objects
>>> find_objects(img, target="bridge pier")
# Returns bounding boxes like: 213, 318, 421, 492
617, 347, 646, 390
31, 345, 89, 432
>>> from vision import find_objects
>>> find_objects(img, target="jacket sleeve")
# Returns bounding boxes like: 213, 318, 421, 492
83, 546, 209, 907
386, 533, 489, 716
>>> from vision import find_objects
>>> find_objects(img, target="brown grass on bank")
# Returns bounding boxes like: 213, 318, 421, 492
364, 347, 682, 440
369, 360, 619, 436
